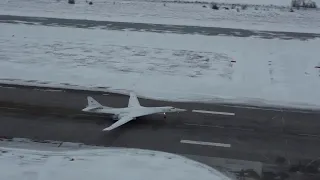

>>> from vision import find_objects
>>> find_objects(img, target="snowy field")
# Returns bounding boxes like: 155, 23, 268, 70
150, 0, 320, 6
1, 0, 320, 33
1, 23, 320, 108
0, 138, 231, 180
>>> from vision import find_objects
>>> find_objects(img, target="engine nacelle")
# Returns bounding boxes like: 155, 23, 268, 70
112, 114, 120, 121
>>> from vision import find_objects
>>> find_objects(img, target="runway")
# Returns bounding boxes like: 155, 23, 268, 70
1, 83, 320, 136
1, 15, 320, 40
1, 83, 320, 179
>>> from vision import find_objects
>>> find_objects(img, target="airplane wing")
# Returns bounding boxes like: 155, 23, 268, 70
101, 109, 157, 131
102, 115, 134, 131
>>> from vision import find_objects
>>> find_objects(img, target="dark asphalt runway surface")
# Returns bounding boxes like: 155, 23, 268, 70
1, 83, 320, 179
1, 83, 320, 136
1, 15, 320, 40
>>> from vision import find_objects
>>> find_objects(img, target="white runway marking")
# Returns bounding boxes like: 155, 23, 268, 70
298, 133, 320, 138
180, 140, 231, 148
0, 107, 24, 111
219, 104, 319, 114
184, 123, 225, 129
183, 123, 254, 131
192, 109, 235, 116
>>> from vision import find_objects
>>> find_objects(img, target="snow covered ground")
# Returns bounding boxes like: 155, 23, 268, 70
0, 138, 231, 180
1, 23, 320, 109
1, 0, 320, 33
159, 0, 320, 7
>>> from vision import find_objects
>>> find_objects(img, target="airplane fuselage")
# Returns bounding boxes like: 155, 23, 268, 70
84, 106, 173, 119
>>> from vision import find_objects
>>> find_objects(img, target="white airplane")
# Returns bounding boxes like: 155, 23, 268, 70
82, 92, 186, 131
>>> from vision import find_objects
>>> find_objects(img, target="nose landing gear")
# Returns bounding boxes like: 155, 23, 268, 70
163, 112, 166, 119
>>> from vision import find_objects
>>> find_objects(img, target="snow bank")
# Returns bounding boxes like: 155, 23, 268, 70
161, 0, 320, 7
1, 0, 320, 33
1, 23, 320, 109
0, 139, 231, 180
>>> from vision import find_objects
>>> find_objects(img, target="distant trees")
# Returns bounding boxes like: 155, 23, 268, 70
291, 0, 317, 8
68, 0, 93, 5
210, 3, 219, 10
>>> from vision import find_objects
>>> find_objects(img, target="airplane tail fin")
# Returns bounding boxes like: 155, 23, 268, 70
87, 96, 102, 107
82, 96, 103, 111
